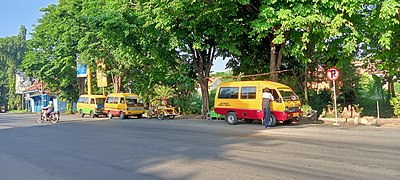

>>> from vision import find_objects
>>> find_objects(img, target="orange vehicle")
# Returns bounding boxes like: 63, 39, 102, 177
104, 93, 145, 119
214, 81, 302, 126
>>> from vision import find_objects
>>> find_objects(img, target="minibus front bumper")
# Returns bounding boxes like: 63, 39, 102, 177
273, 110, 303, 121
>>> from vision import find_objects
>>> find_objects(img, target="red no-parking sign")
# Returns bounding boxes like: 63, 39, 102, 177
326, 67, 340, 81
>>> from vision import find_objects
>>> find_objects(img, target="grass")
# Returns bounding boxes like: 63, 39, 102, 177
7, 110, 30, 114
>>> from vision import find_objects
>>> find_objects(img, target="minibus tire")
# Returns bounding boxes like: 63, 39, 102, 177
79, 110, 84, 117
120, 111, 126, 119
226, 112, 238, 125
90, 111, 95, 118
269, 114, 277, 127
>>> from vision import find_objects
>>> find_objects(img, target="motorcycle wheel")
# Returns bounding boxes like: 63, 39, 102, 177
51, 114, 59, 123
37, 115, 44, 124
157, 112, 165, 120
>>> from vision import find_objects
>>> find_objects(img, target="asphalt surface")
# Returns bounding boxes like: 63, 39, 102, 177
1, 113, 400, 180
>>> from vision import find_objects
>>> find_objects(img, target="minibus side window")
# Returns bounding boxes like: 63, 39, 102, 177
106, 97, 112, 103
90, 98, 95, 104
113, 97, 119, 104
218, 87, 239, 99
120, 97, 125, 104
241, 87, 256, 99
78, 97, 85, 103
84, 98, 90, 104
271, 89, 280, 102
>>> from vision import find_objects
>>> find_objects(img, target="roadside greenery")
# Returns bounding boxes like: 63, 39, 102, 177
0, 0, 398, 117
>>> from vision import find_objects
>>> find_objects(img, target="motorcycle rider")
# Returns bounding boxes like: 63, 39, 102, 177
43, 101, 54, 120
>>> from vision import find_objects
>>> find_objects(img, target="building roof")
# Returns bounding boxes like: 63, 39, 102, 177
23, 80, 52, 94
23, 80, 41, 92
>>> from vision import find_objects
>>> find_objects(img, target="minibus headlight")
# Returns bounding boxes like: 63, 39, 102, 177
285, 106, 289, 112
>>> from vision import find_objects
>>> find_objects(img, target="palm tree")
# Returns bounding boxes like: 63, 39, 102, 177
154, 85, 175, 106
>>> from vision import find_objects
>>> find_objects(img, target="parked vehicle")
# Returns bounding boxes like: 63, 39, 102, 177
77, 95, 107, 118
104, 93, 145, 119
147, 105, 178, 120
214, 81, 302, 126
37, 108, 60, 124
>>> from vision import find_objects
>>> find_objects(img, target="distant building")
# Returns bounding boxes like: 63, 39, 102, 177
22, 80, 68, 113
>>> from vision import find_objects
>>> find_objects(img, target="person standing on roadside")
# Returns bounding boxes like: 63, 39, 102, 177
262, 88, 274, 128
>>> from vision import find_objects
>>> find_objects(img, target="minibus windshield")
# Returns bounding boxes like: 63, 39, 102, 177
126, 97, 143, 105
96, 98, 106, 104
279, 90, 298, 101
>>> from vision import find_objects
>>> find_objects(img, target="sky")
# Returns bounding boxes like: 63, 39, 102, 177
0, 0, 227, 72
0, 0, 58, 38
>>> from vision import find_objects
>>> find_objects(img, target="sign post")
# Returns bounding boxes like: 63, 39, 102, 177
326, 67, 340, 125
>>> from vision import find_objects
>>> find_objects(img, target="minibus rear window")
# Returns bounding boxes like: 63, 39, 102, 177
218, 87, 239, 99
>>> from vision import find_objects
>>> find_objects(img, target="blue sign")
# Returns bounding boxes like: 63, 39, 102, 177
77, 63, 87, 77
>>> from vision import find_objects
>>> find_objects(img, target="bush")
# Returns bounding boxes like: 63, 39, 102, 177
390, 96, 400, 117
301, 104, 312, 116
308, 89, 331, 116
174, 92, 202, 115
209, 88, 217, 109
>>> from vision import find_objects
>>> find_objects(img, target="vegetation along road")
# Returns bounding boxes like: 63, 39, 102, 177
1, 113, 399, 180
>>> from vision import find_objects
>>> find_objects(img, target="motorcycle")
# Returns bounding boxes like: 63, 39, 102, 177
37, 108, 60, 124
147, 105, 177, 120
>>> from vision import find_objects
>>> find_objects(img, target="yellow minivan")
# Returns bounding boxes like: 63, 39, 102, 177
214, 81, 302, 126
104, 93, 146, 119
76, 95, 107, 118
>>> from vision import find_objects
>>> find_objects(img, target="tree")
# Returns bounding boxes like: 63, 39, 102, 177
0, 26, 27, 110
153, 85, 175, 106
21, 1, 84, 110
359, 0, 400, 100
251, 0, 364, 82
136, 0, 249, 118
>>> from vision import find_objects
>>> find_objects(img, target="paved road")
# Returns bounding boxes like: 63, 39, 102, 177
1, 113, 400, 180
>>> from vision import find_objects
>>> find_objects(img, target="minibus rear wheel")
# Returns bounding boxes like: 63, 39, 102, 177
226, 112, 238, 125
120, 111, 126, 119
269, 114, 277, 127
108, 111, 113, 119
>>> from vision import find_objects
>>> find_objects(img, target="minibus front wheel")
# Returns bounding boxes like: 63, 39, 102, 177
226, 112, 238, 125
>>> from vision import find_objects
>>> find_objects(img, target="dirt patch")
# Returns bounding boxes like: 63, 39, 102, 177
295, 117, 324, 125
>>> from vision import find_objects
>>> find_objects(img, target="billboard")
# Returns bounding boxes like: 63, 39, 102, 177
15, 72, 32, 94
96, 61, 108, 87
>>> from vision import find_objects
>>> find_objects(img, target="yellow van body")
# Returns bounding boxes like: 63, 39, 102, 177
214, 81, 302, 126
76, 95, 107, 118
104, 93, 145, 119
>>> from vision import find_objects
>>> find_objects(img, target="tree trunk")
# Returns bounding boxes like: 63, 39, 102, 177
78, 77, 86, 95
270, 43, 278, 82
269, 31, 289, 82
111, 75, 122, 93
190, 45, 214, 119
304, 64, 308, 104
200, 77, 210, 118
